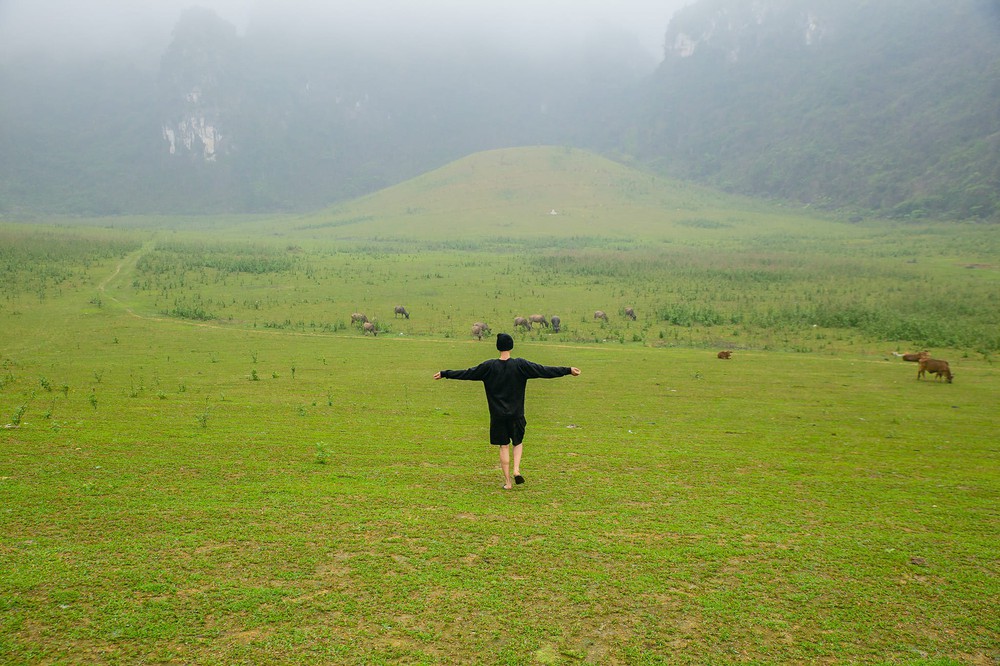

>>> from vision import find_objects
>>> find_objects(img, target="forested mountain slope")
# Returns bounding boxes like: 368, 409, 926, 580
1, 0, 997, 220
631, 0, 1000, 220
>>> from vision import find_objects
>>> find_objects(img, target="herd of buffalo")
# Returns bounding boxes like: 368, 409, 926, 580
348, 307, 954, 384
349, 306, 638, 339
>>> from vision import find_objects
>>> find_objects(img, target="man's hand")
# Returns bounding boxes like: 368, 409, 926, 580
433, 371, 442, 380
570, 367, 581, 376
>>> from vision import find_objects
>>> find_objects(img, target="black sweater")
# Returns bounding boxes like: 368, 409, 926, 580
440, 357, 572, 418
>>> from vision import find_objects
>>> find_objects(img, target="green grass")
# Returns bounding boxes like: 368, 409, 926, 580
1, 147, 998, 663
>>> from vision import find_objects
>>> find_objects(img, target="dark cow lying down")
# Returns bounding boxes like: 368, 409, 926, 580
917, 358, 953, 383
894, 351, 929, 362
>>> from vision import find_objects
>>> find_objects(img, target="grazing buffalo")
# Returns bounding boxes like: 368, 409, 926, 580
717, 350, 732, 359
624, 307, 636, 320
551, 315, 561, 333
529, 314, 549, 328
514, 317, 532, 331
471, 323, 485, 340
362, 321, 377, 336
918, 358, 953, 383
394, 306, 410, 319
473, 322, 491, 335
594, 310, 608, 322
351, 312, 369, 325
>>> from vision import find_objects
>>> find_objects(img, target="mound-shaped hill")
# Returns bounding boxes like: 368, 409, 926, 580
287, 146, 798, 243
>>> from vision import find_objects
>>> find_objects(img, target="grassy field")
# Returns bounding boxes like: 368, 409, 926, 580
2, 147, 998, 664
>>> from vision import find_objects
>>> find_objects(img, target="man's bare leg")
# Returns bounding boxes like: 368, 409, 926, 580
498, 444, 512, 489
512, 443, 523, 482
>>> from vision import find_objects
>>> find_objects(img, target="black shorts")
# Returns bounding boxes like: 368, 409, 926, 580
490, 415, 527, 446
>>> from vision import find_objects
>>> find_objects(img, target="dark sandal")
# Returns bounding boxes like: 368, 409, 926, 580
514, 475, 525, 485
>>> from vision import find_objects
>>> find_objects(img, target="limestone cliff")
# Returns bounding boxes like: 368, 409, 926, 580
158, 7, 238, 162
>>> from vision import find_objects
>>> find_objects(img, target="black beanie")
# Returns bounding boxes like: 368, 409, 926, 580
496, 333, 514, 352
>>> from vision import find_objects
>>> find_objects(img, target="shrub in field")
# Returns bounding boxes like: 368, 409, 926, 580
196, 404, 209, 428
8, 397, 32, 427
166, 304, 215, 321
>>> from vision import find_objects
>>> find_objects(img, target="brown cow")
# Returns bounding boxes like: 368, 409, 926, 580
624, 307, 636, 320
351, 312, 369, 325
594, 310, 608, 322
917, 358, 953, 383
394, 306, 410, 319
717, 350, 732, 359
362, 321, 377, 336
898, 351, 930, 362
514, 316, 532, 331
529, 314, 549, 328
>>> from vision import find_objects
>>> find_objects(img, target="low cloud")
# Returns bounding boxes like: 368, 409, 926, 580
0, 0, 693, 59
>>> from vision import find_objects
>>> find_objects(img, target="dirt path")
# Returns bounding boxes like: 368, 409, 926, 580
98, 242, 152, 295
93, 246, 472, 344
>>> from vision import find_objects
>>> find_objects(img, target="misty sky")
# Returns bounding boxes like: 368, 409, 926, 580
0, 0, 694, 60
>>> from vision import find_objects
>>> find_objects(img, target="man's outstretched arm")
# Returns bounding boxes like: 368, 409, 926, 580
519, 359, 581, 379
434, 362, 490, 381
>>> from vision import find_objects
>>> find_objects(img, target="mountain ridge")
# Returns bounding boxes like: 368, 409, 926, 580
1, 0, 997, 221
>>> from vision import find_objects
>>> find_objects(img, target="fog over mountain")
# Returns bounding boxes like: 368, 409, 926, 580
0, 0, 693, 60
1, 0, 997, 221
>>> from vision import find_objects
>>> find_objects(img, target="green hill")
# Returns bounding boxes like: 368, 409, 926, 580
287, 146, 817, 243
